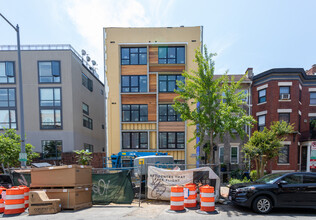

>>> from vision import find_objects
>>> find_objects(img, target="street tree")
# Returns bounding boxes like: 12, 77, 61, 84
242, 121, 294, 178
173, 46, 255, 164
0, 129, 39, 169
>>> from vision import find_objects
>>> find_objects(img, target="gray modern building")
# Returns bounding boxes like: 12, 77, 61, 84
0, 45, 106, 167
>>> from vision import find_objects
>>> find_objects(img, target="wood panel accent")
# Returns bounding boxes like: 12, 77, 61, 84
121, 65, 147, 75
121, 94, 156, 121
159, 122, 185, 132
160, 151, 185, 160
149, 74, 157, 92
150, 131, 157, 150
149, 65, 185, 73
122, 123, 156, 130
158, 93, 180, 103
149, 46, 158, 64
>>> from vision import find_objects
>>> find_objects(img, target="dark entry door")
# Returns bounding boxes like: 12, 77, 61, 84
301, 146, 307, 171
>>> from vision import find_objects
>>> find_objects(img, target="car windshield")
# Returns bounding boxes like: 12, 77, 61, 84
255, 172, 288, 184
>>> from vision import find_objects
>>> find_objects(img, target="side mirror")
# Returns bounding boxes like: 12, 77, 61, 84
278, 180, 288, 186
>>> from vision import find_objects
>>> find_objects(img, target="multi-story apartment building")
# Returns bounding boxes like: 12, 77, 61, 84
0, 45, 106, 167
104, 27, 202, 165
212, 72, 252, 171
251, 66, 316, 173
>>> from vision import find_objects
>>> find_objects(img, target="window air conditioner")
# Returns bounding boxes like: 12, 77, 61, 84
281, 94, 290, 100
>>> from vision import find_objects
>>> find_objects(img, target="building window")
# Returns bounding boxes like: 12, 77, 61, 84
0, 61, 15, 84
84, 143, 94, 152
278, 145, 289, 164
122, 104, 148, 122
219, 146, 224, 164
42, 140, 62, 159
39, 88, 62, 129
310, 117, 316, 139
258, 89, 266, 103
82, 73, 93, 92
258, 115, 265, 131
122, 132, 148, 149
310, 92, 316, 105
158, 46, 185, 64
159, 75, 185, 93
82, 103, 89, 115
231, 146, 238, 164
279, 113, 290, 124
83, 115, 93, 130
159, 104, 181, 122
279, 87, 290, 100
38, 61, 60, 83
298, 114, 301, 132
299, 89, 302, 103
121, 47, 147, 65
159, 132, 184, 149
0, 88, 17, 129
121, 75, 147, 93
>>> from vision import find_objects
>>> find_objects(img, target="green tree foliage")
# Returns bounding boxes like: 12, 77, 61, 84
243, 121, 294, 178
74, 149, 92, 165
0, 129, 39, 168
173, 46, 255, 163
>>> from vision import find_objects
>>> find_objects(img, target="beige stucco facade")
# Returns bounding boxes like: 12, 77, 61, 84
0, 46, 105, 155
104, 27, 201, 165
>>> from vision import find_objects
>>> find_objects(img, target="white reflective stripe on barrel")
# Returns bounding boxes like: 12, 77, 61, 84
201, 202, 215, 207
170, 192, 184, 197
200, 192, 214, 198
24, 192, 29, 196
189, 191, 196, 195
6, 194, 24, 200
25, 200, 29, 204
184, 199, 196, 203
0, 203, 4, 208
170, 201, 184, 206
5, 204, 25, 210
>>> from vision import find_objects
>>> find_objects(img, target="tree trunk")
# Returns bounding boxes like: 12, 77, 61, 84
209, 131, 214, 164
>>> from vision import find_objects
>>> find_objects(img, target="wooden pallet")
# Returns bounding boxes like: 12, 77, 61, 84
62, 202, 92, 211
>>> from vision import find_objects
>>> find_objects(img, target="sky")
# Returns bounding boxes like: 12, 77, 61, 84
1, 0, 316, 84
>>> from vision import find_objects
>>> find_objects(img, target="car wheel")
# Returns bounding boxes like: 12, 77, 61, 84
252, 196, 273, 214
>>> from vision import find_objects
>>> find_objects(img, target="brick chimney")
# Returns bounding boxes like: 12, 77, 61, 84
246, 67, 253, 79
306, 64, 316, 75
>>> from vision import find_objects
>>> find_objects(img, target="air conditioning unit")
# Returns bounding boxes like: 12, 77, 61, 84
280, 94, 290, 100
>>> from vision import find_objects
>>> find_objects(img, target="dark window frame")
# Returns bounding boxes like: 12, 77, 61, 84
82, 73, 93, 92
159, 104, 182, 122
279, 86, 290, 100
158, 46, 185, 64
84, 143, 94, 152
38, 61, 61, 84
258, 88, 266, 103
279, 113, 290, 124
159, 132, 185, 149
310, 92, 316, 105
39, 87, 62, 130
121, 75, 147, 93
158, 75, 185, 93
310, 117, 316, 139
0, 61, 15, 84
83, 115, 93, 130
258, 115, 266, 131
122, 104, 148, 122
121, 47, 147, 65
299, 88, 302, 103
82, 102, 89, 115
42, 140, 62, 160
278, 145, 290, 164
0, 88, 17, 130
122, 132, 148, 149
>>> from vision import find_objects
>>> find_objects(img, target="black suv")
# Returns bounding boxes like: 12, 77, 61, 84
229, 172, 316, 214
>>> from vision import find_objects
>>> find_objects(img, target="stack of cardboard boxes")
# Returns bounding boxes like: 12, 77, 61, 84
30, 165, 92, 210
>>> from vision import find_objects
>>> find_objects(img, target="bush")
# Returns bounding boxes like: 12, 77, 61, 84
250, 170, 258, 181
229, 177, 251, 186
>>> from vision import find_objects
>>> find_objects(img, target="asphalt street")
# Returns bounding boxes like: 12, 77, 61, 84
1, 202, 316, 220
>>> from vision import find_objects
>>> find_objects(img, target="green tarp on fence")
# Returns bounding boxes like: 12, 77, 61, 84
92, 170, 134, 205
12, 170, 135, 205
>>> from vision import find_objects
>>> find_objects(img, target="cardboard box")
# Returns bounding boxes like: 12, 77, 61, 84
31, 165, 92, 187
29, 191, 61, 215
31, 187, 92, 210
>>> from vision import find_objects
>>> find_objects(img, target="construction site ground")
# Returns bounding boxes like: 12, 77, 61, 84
1, 187, 316, 219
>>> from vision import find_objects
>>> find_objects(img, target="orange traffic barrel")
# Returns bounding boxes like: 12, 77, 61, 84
200, 185, 215, 212
18, 186, 29, 208
184, 183, 197, 208
4, 188, 25, 215
170, 185, 184, 211
0, 187, 6, 213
